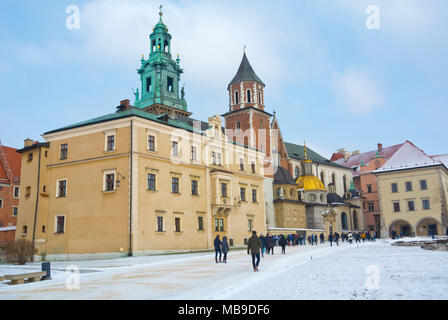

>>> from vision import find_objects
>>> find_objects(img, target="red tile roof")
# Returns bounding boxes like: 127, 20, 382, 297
333, 142, 404, 169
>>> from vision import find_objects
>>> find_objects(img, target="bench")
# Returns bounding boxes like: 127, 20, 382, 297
5, 271, 47, 285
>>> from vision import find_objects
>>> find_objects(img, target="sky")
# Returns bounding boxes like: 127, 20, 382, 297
0, 0, 447, 158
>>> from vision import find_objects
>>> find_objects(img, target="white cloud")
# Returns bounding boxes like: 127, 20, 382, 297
332, 69, 384, 114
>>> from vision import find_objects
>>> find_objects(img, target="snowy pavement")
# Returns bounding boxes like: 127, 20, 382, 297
0, 239, 447, 300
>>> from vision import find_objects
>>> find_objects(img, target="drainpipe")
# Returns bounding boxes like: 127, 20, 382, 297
129, 119, 134, 256
31, 146, 42, 260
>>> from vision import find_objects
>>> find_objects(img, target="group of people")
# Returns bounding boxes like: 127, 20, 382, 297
214, 229, 377, 272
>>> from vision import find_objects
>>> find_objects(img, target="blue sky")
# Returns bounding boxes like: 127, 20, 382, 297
0, 0, 447, 158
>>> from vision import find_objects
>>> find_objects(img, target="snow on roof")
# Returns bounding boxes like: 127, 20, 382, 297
375, 141, 444, 173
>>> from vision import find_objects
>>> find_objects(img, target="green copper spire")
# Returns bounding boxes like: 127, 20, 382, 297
134, 7, 187, 111
349, 180, 356, 191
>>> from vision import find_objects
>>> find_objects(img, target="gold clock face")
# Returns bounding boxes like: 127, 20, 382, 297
308, 194, 316, 203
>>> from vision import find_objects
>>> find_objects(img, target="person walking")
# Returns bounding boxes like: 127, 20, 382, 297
279, 234, 287, 254
214, 235, 222, 263
314, 234, 318, 245
334, 232, 340, 246
221, 236, 229, 263
348, 232, 353, 244
260, 233, 267, 258
328, 233, 333, 247
247, 230, 263, 272
320, 233, 324, 244
267, 234, 275, 255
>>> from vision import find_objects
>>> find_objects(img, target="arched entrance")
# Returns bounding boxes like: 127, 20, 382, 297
389, 220, 412, 237
416, 217, 441, 236
341, 212, 348, 230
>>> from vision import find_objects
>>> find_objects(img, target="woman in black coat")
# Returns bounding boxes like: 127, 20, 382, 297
279, 235, 287, 254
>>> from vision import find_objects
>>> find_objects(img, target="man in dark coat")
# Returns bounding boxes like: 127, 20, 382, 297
266, 234, 275, 255
328, 233, 334, 246
320, 233, 324, 244
221, 236, 229, 263
334, 232, 340, 246
279, 234, 287, 254
247, 230, 263, 272
214, 235, 222, 263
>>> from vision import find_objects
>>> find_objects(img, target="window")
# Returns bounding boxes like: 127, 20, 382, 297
248, 219, 253, 231
12, 207, 18, 216
146, 77, 152, 92
341, 212, 348, 230
405, 181, 413, 192
27, 153, 33, 162
251, 161, 256, 174
353, 211, 359, 229
172, 177, 179, 194
407, 201, 415, 211
172, 141, 179, 156
147, 173, 156, 191
235, 120, 241, 132
148, 135, 155, 151
368, 202, 375, 212
259, 119, 263, 129
258, 91, 261, 104
240, 158, 244, 171
22, 226, 28, 235
55, 216, 65, 234
191, 146, 197, 161
212, 151, 222, 165
252, 189, 257, 202
105, 173, 115, 191
198, 217, 204, 231
13, 186, 20, 198
25, 186, 31, 197
60, 144, 68, 160
43, 185, 47, 193
295, 167, 300, 178
0, 199, 2, 208
167, 76, 174, 92
240, 187, 246, 201
157, 216, 164, 232
246, 90, 252, 103
175, 217, 181, 232
191, 180, 198, 195
420, 180, 427, 190
106, 134, 115, 151
234, 91, 239, 104
44, 151, 48, 157
42, 226, 46, 233
367, 184, 372, 193
391, 183, 398, 193
57, 180, 67, 197
422, 199, 430, 210
221, 183, 227, 198
393, 202, 400, 212
344, 176, 348, 193
320, 171, 325, 185
215, 218, 224, 232
217, 152, 222, 165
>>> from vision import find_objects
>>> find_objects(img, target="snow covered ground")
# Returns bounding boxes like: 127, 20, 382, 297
0, 238, 447, 300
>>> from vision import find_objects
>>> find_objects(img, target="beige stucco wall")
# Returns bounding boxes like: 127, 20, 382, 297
376, 166, 448, 237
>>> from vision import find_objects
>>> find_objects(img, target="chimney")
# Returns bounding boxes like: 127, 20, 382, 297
24, 138, 33, 147
377, 143, 383, 152
120, 99, 130, 109
337, 148, 351, 160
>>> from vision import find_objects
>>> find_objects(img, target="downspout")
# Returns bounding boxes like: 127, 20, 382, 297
129, 119, 134, 256
32, 147, 42, 259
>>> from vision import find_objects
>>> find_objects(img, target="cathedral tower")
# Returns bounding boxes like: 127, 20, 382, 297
134, 7, 190, 117
222, 52, 272, 157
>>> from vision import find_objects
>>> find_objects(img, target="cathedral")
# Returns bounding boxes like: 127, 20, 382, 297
15, 9, 364, 260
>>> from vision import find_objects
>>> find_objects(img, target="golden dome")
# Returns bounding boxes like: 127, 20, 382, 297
296, 175, 326, 191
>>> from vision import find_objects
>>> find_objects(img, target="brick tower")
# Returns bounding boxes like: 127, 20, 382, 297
222, 52, 273, 159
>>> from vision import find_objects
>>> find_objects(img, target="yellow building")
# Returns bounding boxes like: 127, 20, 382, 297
374, 142, 448, 237
15, 11, 266, 260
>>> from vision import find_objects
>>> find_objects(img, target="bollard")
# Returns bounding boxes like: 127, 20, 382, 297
42, 262, 51, 280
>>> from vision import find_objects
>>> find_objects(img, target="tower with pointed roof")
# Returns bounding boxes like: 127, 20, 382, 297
222, 52, 273, 158
134, 7, 190, 118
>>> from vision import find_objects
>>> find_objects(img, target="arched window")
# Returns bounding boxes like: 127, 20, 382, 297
164, 40, 169, 52
320, 171, 325, 185
247, 90, 252, 103
235, 120, 240, 133
343, 175, 347, 193
258, 91, 261, 104
234, 91, 239, 104
259, 119, 263, 129
294, 167, 300, 178
341, 212, 348, 230
332, 173, 336, 184
353, 210, 358, 229
152, 40, 156, 52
